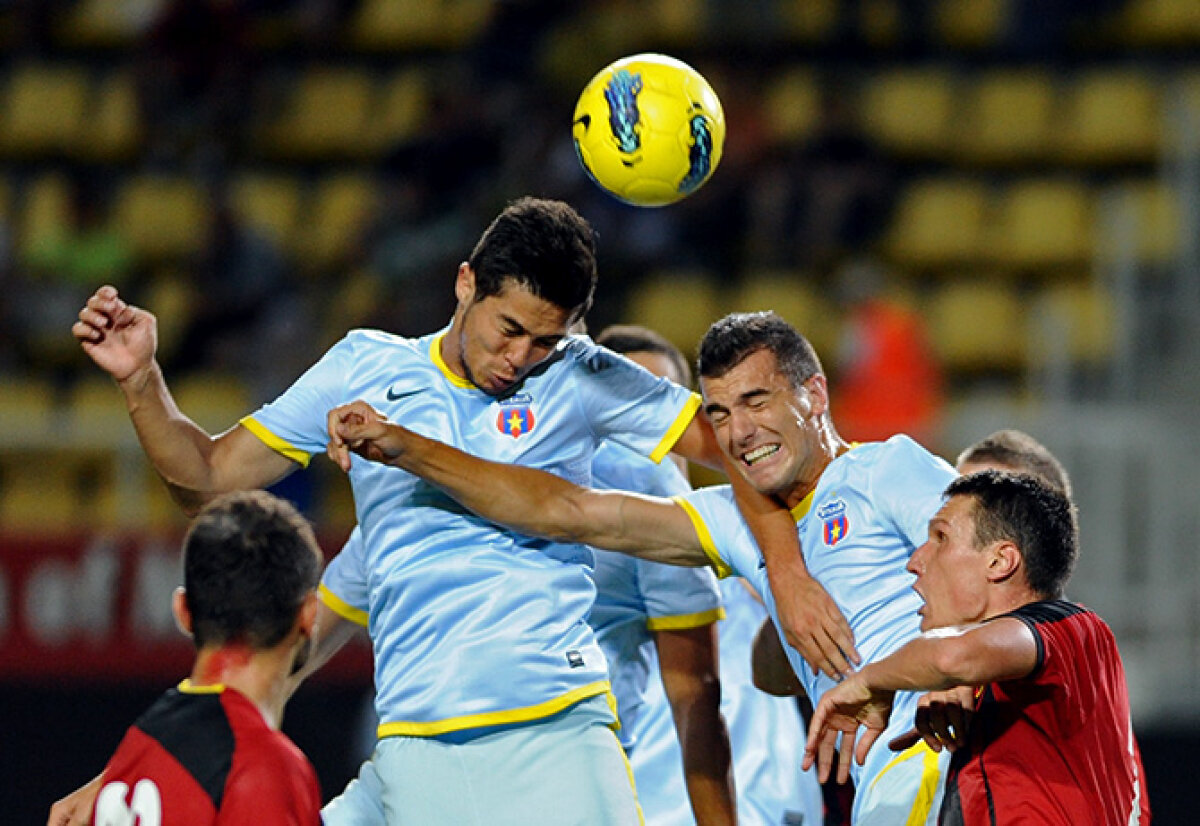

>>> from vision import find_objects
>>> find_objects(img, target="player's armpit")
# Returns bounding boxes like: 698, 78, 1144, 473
751, 618, 805, 697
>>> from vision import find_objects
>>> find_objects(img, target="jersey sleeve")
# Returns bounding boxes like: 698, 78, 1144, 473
639, 559, 724, 630
673, 486, 759, 581
320, 526, 370, 627
569, 340, 701, 464
239, 335, 356, 467
217, 739, 321, 826
1007, 600, 1101, 736
872, 435, 958, 547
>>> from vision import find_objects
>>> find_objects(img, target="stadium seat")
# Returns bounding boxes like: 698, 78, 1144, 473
726, 270, 839, 356
955, 70, 1056, 167
983, 179, 1095, 272
625, 269, 723, 358
1120, 0, 1200, 47
368, 69, 432, 154
1055, 69, 1163, 166
111, 175, 210, 262
258, 67, 375, 160
348, 0, 489, 51
0, 378, 57, 444
883, 177, 989, 271
776, 0, 839, 43
0, 64, 90, 157
1030, 281, 1118, 369
0, 451, 93, 532
172, 373, 252, 435
761, 67, 822, 147
298, 174, 376, 272
66, 377, 136, 445
78, 70, 143, 162
229, 172, 303, 252
16, 172, 71, 260
1095, 180, 1182, 268
933, 0, 1010, 50
926, 279, 1027, 375
56, 0, 146, 48
859, 68, 957, 159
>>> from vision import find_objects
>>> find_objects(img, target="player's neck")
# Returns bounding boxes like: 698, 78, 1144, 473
439, 321, 470, 381
191, 644, 293, 730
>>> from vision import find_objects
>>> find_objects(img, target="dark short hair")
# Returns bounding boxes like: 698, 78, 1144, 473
182, 490, 322, 650
698, 311, 823, 389
946, 470, 1077, 599
467, 197, 597, 320
957, 429, 1072, 499
595, 324, 691, 387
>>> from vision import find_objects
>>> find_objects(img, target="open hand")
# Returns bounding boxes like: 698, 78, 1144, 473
802, 674, 894, 784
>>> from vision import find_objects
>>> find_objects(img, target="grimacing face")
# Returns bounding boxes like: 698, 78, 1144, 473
700, 348, 823, 508
907, 495, 993, 631
448, 266, 573, 396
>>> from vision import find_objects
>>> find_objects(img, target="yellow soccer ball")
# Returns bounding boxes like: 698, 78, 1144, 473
572, 53, 726, 207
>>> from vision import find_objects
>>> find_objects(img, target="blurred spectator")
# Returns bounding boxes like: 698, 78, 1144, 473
136, 0, 258, 168
830, 259, 944, 449
744, 90, 895, 272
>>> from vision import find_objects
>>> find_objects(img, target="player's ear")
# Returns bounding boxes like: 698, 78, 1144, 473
454, 262, 476, 305
803, 374, 829, 417
297, 591, 320, 638
986, 542, 1022, 585
172, 586, 193, 638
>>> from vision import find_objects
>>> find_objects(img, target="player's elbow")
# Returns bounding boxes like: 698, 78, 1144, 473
927, 636, 988, 686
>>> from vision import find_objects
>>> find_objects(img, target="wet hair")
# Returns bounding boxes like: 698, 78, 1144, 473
595, 324, 691, 387
182, 490, 322, 650
957, 429, 1072, 499
946, 470, 1078, 599
697, 311, 823, 389
467, 197, 598, 320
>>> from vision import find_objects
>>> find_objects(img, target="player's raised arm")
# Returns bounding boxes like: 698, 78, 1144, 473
328, 401, 708, 566
73, 285, 297, 514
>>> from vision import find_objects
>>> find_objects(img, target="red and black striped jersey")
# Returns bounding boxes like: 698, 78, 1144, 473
92, 682, 321, 825
941, 600, 1150, 825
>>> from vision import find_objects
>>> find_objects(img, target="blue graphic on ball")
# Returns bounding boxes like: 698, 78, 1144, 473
679, 112, 713, 194
604, 70, 643, 155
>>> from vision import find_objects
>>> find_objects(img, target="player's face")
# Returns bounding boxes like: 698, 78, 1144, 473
908, 495, 992, 631
448, 266, 573, 396
701, 349, 824, 508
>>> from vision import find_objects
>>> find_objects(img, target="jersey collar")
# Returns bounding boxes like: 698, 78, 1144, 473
431, 332, 478, 390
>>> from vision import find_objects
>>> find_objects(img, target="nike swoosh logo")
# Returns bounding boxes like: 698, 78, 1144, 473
386, 386, 422, 402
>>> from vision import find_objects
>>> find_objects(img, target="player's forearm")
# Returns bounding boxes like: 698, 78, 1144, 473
672, 686, 737, 826
727, 461, 813, 591
858, 633, 986, 694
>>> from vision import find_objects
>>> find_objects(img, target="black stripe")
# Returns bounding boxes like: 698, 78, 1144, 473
135, 689, 234, 810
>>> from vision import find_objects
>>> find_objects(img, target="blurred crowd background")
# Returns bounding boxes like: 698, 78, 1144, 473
1, 0, 1198, 821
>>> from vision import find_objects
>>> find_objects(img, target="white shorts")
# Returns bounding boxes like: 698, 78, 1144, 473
852, 740, 949, 826
323, 694, 642, 826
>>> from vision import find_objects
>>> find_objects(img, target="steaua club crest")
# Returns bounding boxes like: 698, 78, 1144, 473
817, 499, 850, 547
497, 406, 536, 438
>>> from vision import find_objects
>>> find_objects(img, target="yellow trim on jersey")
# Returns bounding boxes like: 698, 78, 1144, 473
430, 332, 477, 389
646, 606, 726, 631
178, 680, 224, 694
612, 727, 647, 826
672, 496, 734, 579
648, 393, 702, 464
377, 680, 612, 738
239, 416, 312, 468
319, 584, 369, 627
869, 740, 943, 825
790, 488, 816, 521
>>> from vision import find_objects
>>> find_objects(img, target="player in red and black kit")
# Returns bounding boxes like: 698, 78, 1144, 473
803, 471, 1150, 824
49, 490, 324, 826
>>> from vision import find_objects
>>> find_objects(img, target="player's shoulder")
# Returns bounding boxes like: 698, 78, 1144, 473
843, 434, 955, 478
342, 327, 427, 354
559, 335, 639, 374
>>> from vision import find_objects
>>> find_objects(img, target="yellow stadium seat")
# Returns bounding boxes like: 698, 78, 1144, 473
860, 68, 956, 159
368, 69, 432, 154
1030, 281, 1117, 369
725, 271, 839, 357
926, 279, 1027, 374
1120, 0, 1200, 47
933, 0, 1011, 49
0, 452, 89, 532
1095, 180, 1182, 268
1056, 70, 1162, 166
984, 179, 1094, 271
56, 0, 146, 48
0, 64, 90, 157
625, 270, 723, 359
884, 177, 988, 271
649, 0, 706, 47
112, 176, 209, 262
955, 70, 1055, 166
0, 378, 56, 444
776, 0, 839, 43
259, 68, 375, 160
348, 0, 447, 50
16, 172, 71, 257
299, 174, 376, 271
66, 376, 135, 445
229, 173, 303, 251
762, 67, 822, 147
78, 70, 143, 162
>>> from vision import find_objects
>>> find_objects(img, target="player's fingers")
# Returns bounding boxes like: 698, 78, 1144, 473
836, 729, 856, 785
72, 319, 103, 343
812, 630, 852, 680
888, 728, 920, 752
856, 726, 882, 765
816, 727, 839, 784
824, 610, 860, 666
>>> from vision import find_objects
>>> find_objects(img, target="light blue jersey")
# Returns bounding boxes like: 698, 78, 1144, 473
677, 436, 956, 812
630, 577, 824, 826
246, 328, 700, 737
587, 442, 724, 752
